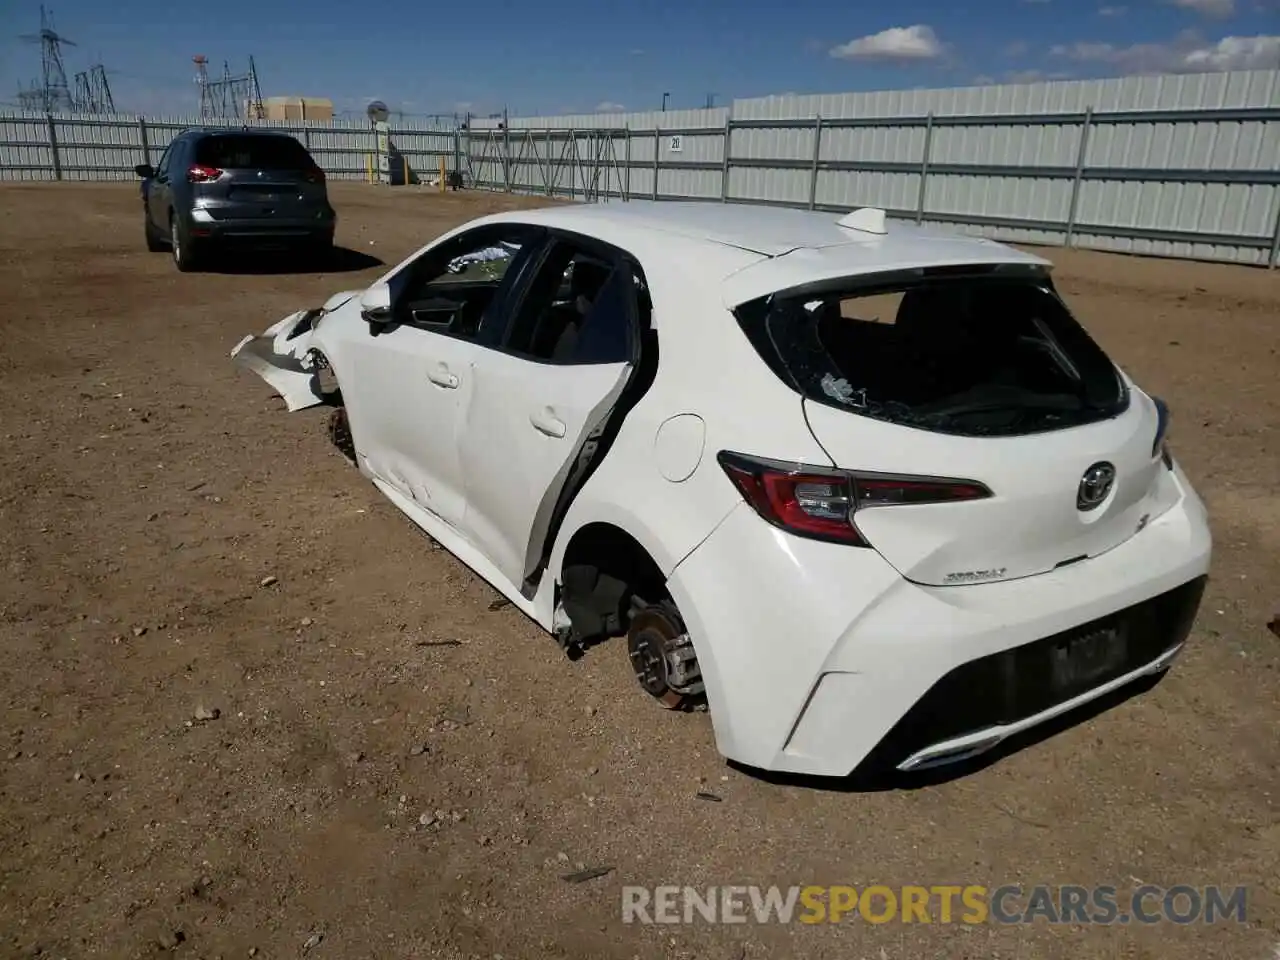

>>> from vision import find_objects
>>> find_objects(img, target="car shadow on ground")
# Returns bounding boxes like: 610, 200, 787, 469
728, 671, 1165, 794
201, 245, 385, 275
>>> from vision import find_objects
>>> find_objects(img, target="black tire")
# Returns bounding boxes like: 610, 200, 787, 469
170, 213, 202, 273
144, 211, 165, 252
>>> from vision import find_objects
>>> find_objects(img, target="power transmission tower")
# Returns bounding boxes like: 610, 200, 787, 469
72, 64, 115, 113
17, 5, 76, 113
193, 55, 264, 120
194, 55, 213, 117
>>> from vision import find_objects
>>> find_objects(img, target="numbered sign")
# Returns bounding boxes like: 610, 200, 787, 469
667, 134, 683, 153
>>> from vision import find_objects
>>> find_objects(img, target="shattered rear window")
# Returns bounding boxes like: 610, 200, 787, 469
734, 273, 1128, 437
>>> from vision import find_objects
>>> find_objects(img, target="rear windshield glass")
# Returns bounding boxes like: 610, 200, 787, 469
734, 273, 1128, 437
195, 134, 313, 170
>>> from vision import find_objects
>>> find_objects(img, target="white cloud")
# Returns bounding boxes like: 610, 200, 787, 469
1098, 4, 1128, 14
1052, 31, 1280, 72
1005, 39, 1031, 57
1167, 0, 1235, 16
1181, 34, 1280, 68
594, 101, 626, 112
830, 24, 943, 61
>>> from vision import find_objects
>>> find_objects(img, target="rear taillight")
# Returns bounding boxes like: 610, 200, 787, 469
717, 451, 991, 547
304, 165, 325, 183
187, 164, 223, 183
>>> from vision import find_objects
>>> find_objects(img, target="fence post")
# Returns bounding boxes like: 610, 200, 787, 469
502, 109, 511, 192
720, 114, 732, 202
652, 128, 660, 201
915, 113, 935, 224
624, 124, 631, 201
1065, 106, 1094, 248
137, 115, 150, 167
808, 116, 823, 211
46, 114, 62, 181
1268, 200, 1280, 269
454, 120, 463, 185
301, 125, 311, 150
545, 128, 553, 196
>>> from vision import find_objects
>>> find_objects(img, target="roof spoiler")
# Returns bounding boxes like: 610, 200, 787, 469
836, 207, 888, 236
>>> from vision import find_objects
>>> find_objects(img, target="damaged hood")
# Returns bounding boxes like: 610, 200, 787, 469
320, 289, 361, 314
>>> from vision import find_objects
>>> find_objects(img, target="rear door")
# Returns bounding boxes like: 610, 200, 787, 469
192, 133, 323, 218
457, 237, 641, 592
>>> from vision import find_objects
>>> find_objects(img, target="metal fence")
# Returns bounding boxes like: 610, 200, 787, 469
2, 67, 1278, 267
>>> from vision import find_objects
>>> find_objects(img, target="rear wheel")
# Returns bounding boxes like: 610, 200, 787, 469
170, 213, 202, 272
143, 211, 165, 252
627, 599, 705, 710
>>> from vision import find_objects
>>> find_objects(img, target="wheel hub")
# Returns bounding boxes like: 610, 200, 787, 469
627, 605, 705, 708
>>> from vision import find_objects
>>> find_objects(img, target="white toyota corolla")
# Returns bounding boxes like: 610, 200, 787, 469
232, 200, 1212, 777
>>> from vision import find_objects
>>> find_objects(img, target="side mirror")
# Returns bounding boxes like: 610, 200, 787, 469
359, 282, 393, 333
134, 163, 155, 179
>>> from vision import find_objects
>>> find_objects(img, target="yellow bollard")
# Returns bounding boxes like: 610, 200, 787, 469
439, 156, 446, 192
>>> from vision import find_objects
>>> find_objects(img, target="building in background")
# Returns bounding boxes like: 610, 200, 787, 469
255, 96, 334, 121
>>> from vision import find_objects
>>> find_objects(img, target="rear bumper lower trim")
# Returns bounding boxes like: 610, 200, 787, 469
895, 640, 1184, 772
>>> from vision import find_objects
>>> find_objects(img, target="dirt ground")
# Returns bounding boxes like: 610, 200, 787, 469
1, 181, 1278, 960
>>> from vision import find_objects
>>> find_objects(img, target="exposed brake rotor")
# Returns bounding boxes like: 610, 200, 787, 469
627, 601, 705, 710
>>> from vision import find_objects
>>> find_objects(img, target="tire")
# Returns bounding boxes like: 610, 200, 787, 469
144, 211, 165, 252
170, 213, 202, 273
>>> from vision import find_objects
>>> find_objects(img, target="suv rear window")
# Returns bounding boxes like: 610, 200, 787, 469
194, 134, 313, 170
734, 270, 1128, 437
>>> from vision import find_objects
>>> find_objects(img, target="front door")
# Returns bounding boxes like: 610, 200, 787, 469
459, 239, 642, 591
345, 224, 542, 530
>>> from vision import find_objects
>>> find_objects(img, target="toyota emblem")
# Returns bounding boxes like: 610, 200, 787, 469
1077, 461, 1116, 511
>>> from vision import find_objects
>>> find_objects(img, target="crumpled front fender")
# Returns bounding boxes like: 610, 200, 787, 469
230, 309, 327, 411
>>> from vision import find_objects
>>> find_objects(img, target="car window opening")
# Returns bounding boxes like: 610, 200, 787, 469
739, 276, 1127, 437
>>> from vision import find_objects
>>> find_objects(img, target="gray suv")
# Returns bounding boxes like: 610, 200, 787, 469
135, 128, 337, 272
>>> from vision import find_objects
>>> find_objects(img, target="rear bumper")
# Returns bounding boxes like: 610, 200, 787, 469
666, 463, 1212, 778
187, 208, 335, 244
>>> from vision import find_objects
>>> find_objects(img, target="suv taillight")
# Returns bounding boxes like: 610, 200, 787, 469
304, 165, 325, 183
717, 450, 991, 546
187, 164, 223, 183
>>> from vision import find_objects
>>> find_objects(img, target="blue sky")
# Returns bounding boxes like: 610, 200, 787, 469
1, 0, 1277, 118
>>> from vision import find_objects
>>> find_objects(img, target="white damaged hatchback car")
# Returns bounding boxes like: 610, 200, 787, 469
231, 201, 1211, 778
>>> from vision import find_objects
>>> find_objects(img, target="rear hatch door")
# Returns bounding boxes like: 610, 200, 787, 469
727, 251, 1180, 588
194, 133, 325, 218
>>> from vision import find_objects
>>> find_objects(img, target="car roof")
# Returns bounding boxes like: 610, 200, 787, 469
182, 127, 298, 139
487, 201, 1050, 269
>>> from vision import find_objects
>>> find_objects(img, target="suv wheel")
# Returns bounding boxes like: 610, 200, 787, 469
144, 211, 165, 252
170, 213, 202, 273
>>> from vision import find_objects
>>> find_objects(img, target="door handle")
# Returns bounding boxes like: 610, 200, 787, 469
530, 407, 567, 438
427, 366, 458, 389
